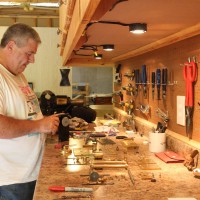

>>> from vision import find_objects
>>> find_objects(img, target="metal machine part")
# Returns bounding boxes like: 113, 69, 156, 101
62, 116, 70, 127
55, 195, 93, 199
89, 171, 100, 182
58, 113, 71, 142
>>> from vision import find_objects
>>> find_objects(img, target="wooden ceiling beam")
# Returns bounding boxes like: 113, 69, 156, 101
2, 0, 58, 3
0, 14, 58, 18
62, 0, 102, 66
59, 0, 76, 56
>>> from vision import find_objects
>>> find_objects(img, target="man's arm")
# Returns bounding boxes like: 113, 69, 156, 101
0, 114, 60, 139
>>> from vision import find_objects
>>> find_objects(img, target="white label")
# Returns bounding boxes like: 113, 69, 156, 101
176, 96, 185, 126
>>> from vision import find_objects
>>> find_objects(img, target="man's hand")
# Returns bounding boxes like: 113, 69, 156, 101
39, 114, 60, 135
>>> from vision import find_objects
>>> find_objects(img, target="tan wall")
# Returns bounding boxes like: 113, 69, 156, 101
113, 34, 200, 142
23, 27, 72, 97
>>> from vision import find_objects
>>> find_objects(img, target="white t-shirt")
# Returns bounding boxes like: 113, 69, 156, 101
0, 64, 46, 185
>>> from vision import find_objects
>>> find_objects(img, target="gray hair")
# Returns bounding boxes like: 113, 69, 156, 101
0, 23, 41, 48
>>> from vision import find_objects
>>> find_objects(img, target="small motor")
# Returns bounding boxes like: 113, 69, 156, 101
58, 113, 71, 142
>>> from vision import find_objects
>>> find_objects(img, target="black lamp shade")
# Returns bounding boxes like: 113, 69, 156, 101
103, 44, 114, 51
129, 23, 147, 34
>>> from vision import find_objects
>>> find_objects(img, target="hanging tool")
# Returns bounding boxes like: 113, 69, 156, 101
113, 100, 125, 107
151, 72, 155, 100
125, 100, 134, 115
183, 57, 197, 139
113, 90, 123, 101
128, 83, 134, 96
124, 70, 135, 80
137, 103, 150, 114
156, 108, 169, 123
141, 65, 147, 98
134, 69, 140, 96
162, 68, 168, 100
114, 64, 122, 84
122, 83, 134, 96
156, 69, 161, 100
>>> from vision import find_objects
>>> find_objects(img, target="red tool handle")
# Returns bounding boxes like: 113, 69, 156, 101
183, 61, 197, 106
48, 186, 65, 192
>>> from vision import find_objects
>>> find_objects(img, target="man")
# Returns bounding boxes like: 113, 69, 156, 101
0, 23, 60, 200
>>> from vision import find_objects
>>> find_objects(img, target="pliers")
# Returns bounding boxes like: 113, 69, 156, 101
183, 58, 197, 139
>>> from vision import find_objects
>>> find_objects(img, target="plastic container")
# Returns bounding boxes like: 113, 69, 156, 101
149, 132, 166, 153
126, 130, 135, 138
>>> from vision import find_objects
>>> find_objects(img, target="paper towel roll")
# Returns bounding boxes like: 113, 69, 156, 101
149, 132, 166, 153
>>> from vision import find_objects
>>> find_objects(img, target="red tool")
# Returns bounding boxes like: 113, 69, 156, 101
48, 186, 93, 192
183, 59, 197, 139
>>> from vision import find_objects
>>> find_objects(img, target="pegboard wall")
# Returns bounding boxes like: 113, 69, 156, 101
113, 34, 200, 142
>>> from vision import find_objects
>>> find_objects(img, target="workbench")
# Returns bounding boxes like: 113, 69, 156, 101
33, 124, 200, 200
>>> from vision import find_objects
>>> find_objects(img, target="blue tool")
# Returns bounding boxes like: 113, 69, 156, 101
162, 68, 168, 100
156, 69, 161, 100
141, 65, 147, 98
151, 72, 155, 100
134, 69, 140, 96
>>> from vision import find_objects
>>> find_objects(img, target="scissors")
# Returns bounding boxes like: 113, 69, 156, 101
183, 58, 197, 139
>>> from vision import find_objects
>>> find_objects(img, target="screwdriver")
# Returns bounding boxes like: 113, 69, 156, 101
151, 72, 155, 100
156, 69, 161, 100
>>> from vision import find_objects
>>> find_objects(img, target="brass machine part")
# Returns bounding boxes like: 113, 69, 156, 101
127, 168, 135, 185
91, 164, 128, 169
93, 152, 104, 159
91, 161, 128, 169
92, 160, 127, 164
81, 172, 113, 185
57, 194, 93, 200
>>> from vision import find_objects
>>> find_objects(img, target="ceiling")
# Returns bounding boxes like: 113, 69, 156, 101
1, 0, 200, 66
61, 0, 200, 66
0, 0, 59, 27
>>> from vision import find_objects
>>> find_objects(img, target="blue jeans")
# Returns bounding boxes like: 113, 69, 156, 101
0, 181, 36, 200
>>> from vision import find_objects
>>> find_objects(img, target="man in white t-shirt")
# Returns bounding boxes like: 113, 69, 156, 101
0, 23, 60, 200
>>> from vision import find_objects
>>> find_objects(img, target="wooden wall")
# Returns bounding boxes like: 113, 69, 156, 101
114, 34, 200, 142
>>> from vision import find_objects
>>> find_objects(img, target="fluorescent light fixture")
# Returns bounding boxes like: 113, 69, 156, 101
0, 2, 20, 6
31, 3, 59, 8
103, 44, 114, 51
0, 2, 59, 8
129, 23, 147, 34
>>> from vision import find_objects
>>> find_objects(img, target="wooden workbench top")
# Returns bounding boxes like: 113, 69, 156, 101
33, 131, 200, 200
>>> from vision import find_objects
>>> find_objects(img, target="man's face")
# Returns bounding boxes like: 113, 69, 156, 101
7, 38, 38, 75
